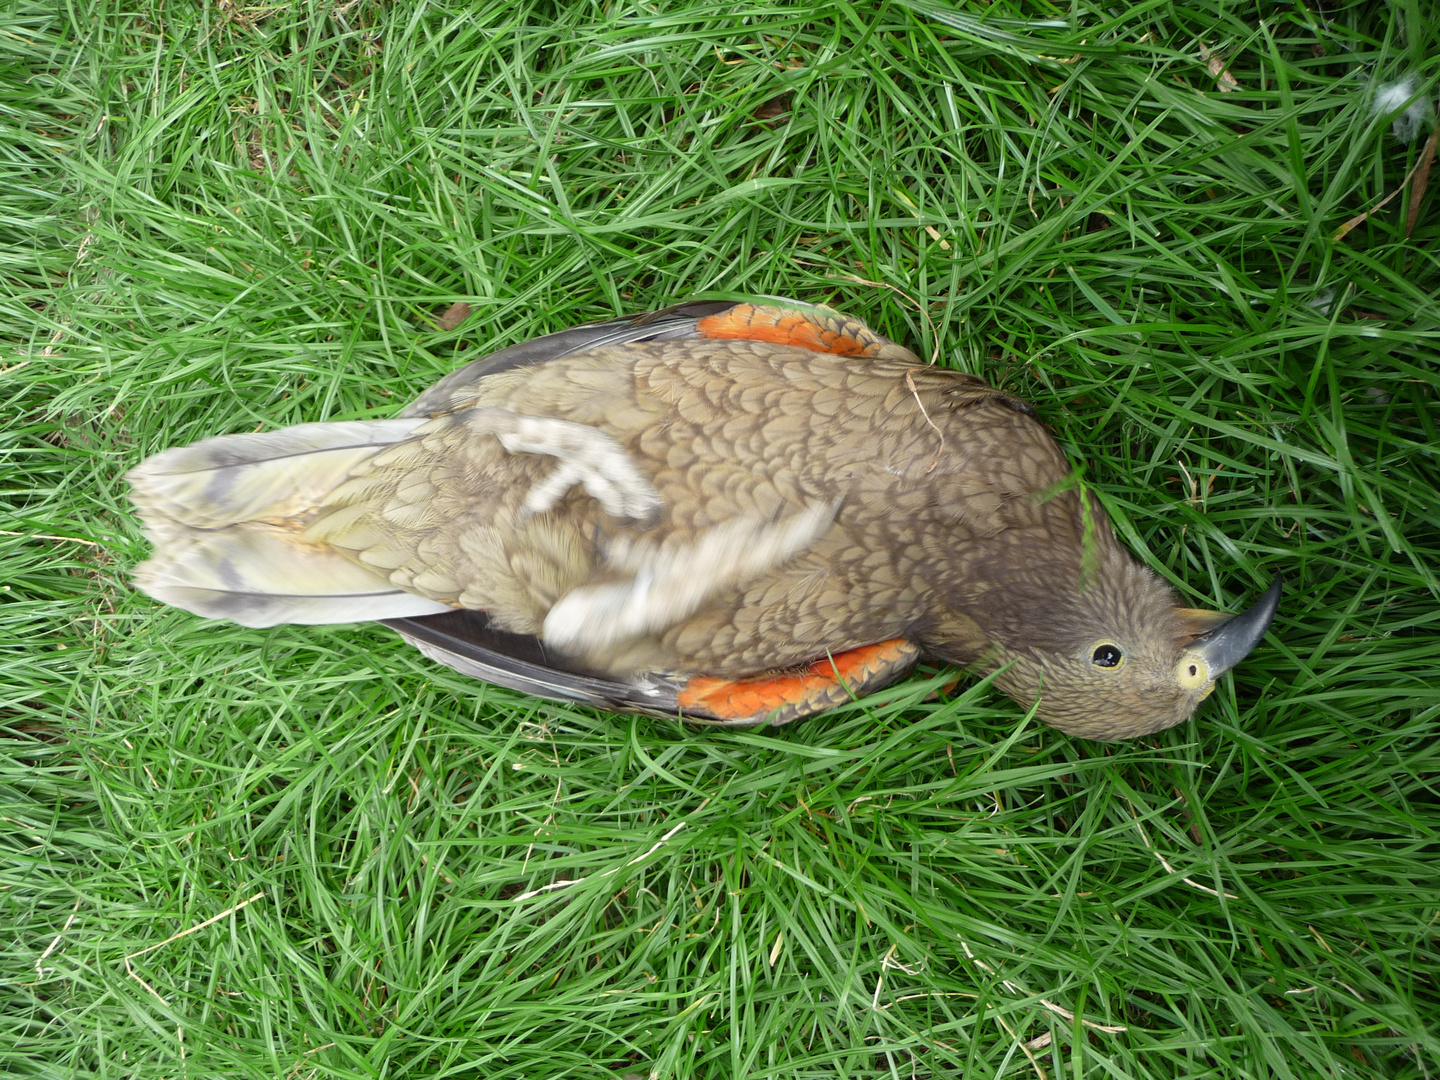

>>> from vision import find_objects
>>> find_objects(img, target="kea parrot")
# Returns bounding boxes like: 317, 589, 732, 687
127, 299, 1280, 740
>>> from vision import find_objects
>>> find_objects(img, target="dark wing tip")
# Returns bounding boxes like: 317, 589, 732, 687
380, 610, 681, 715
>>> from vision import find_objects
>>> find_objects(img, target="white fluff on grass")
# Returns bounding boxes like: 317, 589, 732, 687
1371, 78, 1432, 142
1307, 288, 1337, 316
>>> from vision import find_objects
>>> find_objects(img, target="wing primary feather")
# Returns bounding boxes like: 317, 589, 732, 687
380, 611, 681, 713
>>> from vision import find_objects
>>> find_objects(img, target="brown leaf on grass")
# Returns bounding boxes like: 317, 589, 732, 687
1334, 143, 1436, 242
434, 301, 471, 331
1200, 43, 1240, 92
752, 93, 791, 125
1405, 126, 1439, 238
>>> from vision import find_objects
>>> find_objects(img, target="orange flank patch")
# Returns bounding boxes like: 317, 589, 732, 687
676, 638, 920, 725
696, 303, 867, 355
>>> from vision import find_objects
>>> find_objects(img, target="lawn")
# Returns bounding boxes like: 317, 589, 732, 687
4, 1, 1439, 1077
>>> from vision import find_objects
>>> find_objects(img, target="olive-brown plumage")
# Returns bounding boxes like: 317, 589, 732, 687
128, 300, 1279, 739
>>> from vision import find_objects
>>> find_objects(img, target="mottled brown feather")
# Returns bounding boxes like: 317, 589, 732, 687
302, 341, 1053, 677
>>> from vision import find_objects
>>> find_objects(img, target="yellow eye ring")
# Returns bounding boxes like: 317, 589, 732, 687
1176, 653, 1210, 690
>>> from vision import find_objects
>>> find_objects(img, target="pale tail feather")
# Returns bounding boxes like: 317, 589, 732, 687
128, 420, 452, 627
128, 420, 427, 531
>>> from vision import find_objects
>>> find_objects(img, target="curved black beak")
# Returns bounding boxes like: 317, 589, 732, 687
1193, 575, 1283, 678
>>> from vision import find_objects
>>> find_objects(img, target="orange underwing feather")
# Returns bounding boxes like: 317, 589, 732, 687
677, 638, 920, 724
694, 302, 869, 357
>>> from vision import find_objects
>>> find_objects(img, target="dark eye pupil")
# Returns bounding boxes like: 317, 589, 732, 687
1092, 644, 1122, 668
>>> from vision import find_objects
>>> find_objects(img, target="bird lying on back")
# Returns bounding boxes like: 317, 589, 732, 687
127, 299, 1280, 740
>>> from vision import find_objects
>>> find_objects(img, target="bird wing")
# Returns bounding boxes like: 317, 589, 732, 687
399, 300, 737, 418
399, 298, 921, 417
382, 608, 922, 725
381, 297, 937, 722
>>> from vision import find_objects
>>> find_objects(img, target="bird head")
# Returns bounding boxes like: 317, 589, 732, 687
982, 566, 1282, 741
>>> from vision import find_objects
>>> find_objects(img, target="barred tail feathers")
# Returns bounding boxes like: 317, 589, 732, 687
127, 420, 451, 627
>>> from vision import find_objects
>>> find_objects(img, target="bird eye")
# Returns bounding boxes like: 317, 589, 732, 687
1091, 643, 1124, 668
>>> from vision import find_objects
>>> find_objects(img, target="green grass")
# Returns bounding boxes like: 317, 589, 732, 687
4, 0, 1438, 1077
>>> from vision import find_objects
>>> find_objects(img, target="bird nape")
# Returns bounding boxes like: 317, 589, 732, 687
126, 298, 1281, 740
